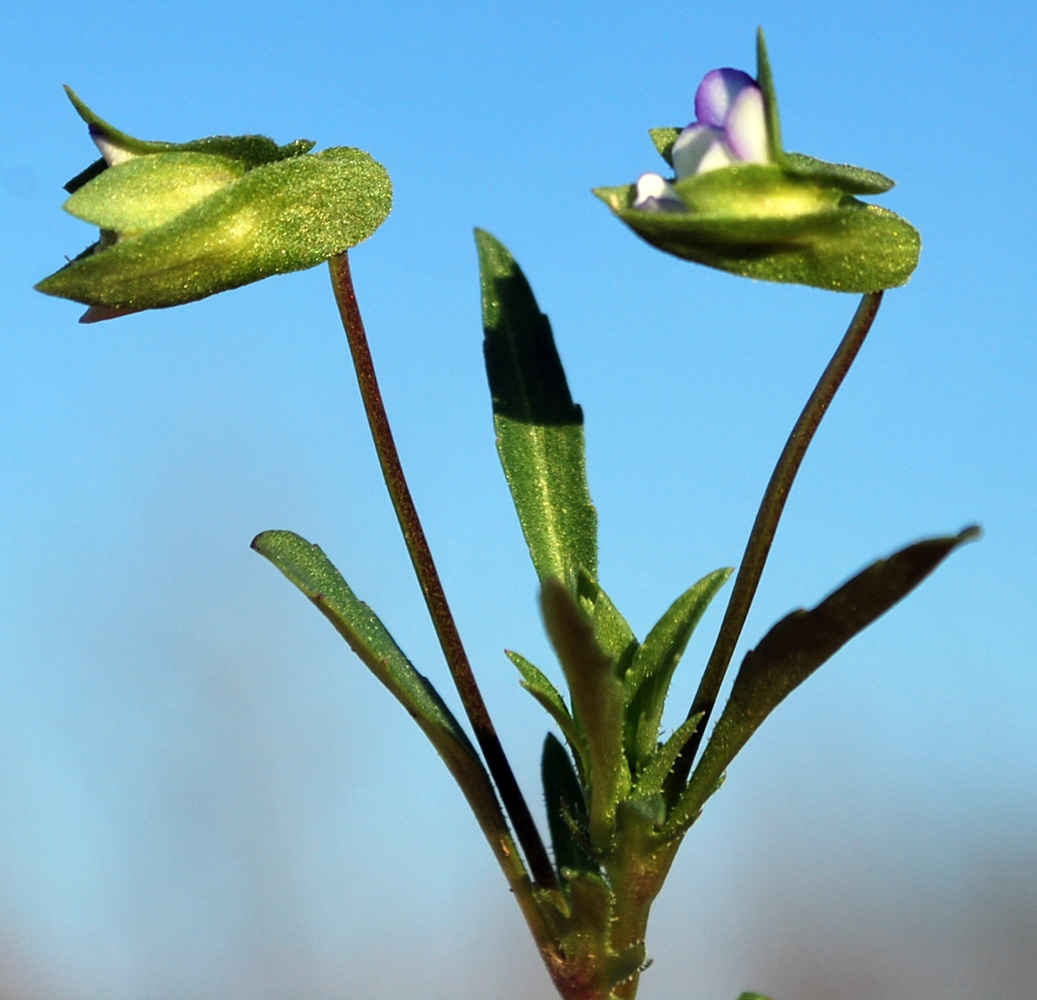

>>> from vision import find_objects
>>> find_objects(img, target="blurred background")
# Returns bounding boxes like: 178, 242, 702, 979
2, 1, 1034, 997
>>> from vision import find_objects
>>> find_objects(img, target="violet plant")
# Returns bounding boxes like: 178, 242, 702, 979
36, 30, 975, 1000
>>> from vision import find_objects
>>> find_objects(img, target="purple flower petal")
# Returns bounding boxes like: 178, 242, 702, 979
694, 68, 758, 128
723, 84, 769, 163
671, 123, 737, 178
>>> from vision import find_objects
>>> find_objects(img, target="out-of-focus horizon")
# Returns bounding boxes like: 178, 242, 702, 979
2, 1, 1034, 997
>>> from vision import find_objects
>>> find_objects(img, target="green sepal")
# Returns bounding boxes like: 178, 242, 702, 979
625, 568, 731, 766
541, 578, 629, 846
478, 229, 597, 589
737, 993, 775, 1000
38, 146, 392, 311
63, 151, 246, 233
668, 527, 980, 831
507, 649, 588, 774
542, 733, 596, 876
755, 28, 784, 164
594, 176, 920, 292
62, 86, 313, 193
249, 530, 488, 795
783, 152, 895, 195
649, 127, 680, 166
646, 145, 894, 200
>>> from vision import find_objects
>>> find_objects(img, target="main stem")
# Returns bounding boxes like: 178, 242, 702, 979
672, 291, 884, 789
328, 252, 556, 888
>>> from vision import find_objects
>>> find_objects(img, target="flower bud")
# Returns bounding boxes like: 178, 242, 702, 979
595, 31, 920, 292
36, 89, 392, 321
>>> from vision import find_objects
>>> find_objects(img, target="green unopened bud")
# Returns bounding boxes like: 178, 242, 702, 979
36, 88, 392, 321
594, 31, 920, 292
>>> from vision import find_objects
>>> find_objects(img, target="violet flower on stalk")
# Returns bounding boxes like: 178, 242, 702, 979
599, 29, 921, 292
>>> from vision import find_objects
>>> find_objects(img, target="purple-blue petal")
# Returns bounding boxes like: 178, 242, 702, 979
694, 68, 758, 128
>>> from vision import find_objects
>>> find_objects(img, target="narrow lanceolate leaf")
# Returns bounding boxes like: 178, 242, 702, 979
507, 649, 587, 773
625, 568, 731, 766
250, 530, 494, 807
633, 712, 704, 801
576, 571, 637, 669
541, 733, 595, 876
541, 579, 628, 846
669, 527, 979, 831
477, 229, 597, 588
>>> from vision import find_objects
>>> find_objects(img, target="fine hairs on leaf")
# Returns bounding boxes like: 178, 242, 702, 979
478, 228, 597, 591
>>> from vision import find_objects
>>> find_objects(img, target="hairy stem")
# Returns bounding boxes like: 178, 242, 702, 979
672, 291, 884, 791
328, 252, 557, 888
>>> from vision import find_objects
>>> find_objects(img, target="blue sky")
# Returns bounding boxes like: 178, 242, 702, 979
2, 2, 1035, 998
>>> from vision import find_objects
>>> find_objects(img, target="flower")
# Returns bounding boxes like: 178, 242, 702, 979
634, 68, 770, 211
673, 68, 770, 176
597, 30, 921, 292
36, 89, 392, 322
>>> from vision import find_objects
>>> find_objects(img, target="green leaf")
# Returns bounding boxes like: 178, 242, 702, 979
250, 529, 491, 800
625, 568, 731, 765
576, 571, 638, 670
542, 733, 596, 875
541, 578, 628, 846
507, 649, 588, 773
39, 147, 392, 311
477, 229, 597, 588
633, 712, 703, 801
669, 527, 980, 830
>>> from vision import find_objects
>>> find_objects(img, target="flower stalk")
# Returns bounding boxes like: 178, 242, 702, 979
327, 251, 557, 889
671, 290, 884, 789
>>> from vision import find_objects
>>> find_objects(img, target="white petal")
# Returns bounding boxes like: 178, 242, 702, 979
90, 127, 136, 167
672, 123, 736, 177
724, 85, 770, 164
633, 172, 685, 211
